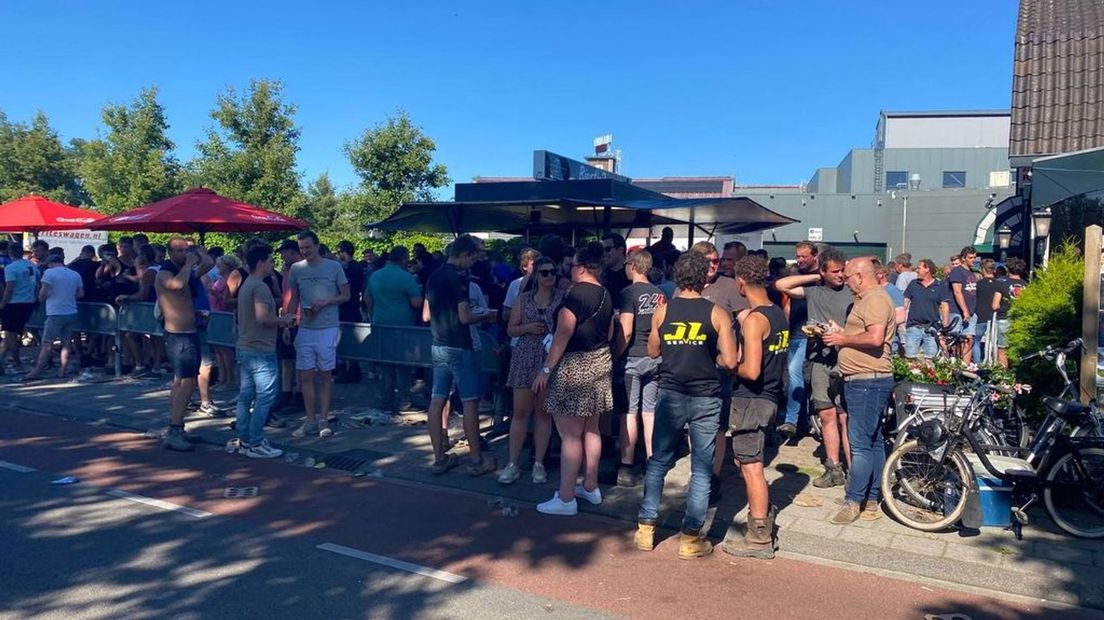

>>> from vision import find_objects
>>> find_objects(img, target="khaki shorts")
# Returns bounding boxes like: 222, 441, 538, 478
809, 361, 845, 412
729, 396, 778, 464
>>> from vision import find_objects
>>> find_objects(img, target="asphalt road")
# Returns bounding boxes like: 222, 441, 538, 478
0, 409, 1098, 620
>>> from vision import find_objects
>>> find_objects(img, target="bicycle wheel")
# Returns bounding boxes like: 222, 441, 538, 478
881, 439, 972, 531
988, 403, 1027, 449
1043, 447, 1104, 539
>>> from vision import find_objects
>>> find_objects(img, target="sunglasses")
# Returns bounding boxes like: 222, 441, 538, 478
537, 269, 556, 277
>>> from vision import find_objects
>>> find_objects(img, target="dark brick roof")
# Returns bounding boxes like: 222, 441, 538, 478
1010, 0, 1104, 159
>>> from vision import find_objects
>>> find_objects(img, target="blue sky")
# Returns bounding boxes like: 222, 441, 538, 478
0, 1, 1018, 196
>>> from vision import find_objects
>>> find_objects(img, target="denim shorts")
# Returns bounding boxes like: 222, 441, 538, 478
950, 313, 978, 337
624, 355, 660, 415
164, 331, 200, 379
431, 345, 480, 402
197, 327, 214, 367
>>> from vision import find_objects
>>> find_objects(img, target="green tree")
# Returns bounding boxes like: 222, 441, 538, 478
77, 87, 181, 214
191, 79, 302, 214
343, 111, 449, 224
300, 172, 346, 230
0, 110, 84, 204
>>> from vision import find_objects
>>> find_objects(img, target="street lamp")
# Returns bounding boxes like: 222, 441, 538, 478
1032, 208, 1052, 239
997, 225, 1012, 262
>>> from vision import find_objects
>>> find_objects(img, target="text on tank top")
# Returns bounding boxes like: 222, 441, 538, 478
657, 296, 721, 397
733, 304, 789, 404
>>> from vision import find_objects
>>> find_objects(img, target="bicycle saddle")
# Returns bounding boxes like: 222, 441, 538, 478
1042, 396, 1090, 421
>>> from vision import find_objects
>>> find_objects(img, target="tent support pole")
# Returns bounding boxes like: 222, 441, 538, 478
603, 206, 612, 236
688, 207, 697, 246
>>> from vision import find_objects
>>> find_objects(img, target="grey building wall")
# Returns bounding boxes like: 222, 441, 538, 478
736, 188, 1013, 262
836, 151, 854, 193
879, 148, 1010, 192
807, 167, 837, 193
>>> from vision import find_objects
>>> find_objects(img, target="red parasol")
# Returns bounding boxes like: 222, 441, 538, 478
0, 195, 104, 234
89, 187, 310, 243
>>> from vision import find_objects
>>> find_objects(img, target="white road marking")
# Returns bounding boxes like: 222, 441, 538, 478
0, 460, 36, 473
317, 542, 467, 584
105, 489, 212, 519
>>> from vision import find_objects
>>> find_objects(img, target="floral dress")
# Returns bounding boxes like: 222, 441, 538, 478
506, 288, 564, 389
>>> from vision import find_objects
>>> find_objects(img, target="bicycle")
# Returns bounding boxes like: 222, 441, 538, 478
881, 370, 1104, 539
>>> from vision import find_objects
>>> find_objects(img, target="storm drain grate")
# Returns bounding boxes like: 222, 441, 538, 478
322, 456, 371, 472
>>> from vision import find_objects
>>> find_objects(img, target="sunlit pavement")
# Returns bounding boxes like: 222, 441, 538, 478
2, 408, 1099, 620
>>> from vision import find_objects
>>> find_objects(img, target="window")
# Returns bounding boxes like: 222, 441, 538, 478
885, 171, 908, 191
943, 171, 966, 188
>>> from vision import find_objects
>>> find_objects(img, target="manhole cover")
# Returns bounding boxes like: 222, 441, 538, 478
224, 487, 259, 498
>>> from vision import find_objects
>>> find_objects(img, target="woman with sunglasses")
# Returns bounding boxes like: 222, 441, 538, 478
500, 257, 564, 485
532, 242, 614, 515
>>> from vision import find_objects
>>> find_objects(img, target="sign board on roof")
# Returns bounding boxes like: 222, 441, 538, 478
532, 150, 631, 183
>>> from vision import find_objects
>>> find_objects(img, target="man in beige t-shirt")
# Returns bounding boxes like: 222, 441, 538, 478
234, 244, 295, 459
821, 257, 895, 525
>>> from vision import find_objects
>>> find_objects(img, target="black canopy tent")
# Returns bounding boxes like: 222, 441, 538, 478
367, 179, 798, 239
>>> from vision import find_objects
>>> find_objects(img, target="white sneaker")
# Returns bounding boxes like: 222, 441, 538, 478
245, 440, 283, 459
225, 438, 243, 454
532, 462, 548, 484
574, 484, 602, 505
292, 421, 318, 438
497, 463, 520, 484
537, 492, 578, 516
318, 422, 333, 438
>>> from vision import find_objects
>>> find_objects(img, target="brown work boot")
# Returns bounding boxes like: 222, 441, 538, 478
634, 520, 656, 551
722, 507, 777, 560
812, 462, 846, 488
678, 529, 713, 559
829, 500, 862, 525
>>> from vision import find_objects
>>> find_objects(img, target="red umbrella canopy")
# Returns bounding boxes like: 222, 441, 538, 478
89, 187, 309, 236
0, 195, 104, 232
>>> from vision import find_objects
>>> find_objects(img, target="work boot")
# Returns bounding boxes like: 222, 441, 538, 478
162, 426, 195, 452
678, 529, 713, 559
634, 520, 656, 551
722, 507, 777, 560
812, 462, 846, 488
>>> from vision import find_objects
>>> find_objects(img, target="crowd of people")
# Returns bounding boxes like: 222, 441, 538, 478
0, 225, 1031, 560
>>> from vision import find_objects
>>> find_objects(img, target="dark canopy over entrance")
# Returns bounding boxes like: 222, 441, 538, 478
367, 179, 798, 238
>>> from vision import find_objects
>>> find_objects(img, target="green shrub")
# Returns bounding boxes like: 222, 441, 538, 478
1007, 242, 1084, 416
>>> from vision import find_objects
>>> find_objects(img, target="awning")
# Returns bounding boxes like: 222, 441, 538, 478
1031, 146, 1104, 208
367, 196, 797, 235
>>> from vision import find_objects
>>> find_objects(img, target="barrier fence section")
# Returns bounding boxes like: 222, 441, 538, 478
32, 301, 501, 380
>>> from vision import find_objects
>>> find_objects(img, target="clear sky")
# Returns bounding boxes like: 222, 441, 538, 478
0, 1, 1018, 195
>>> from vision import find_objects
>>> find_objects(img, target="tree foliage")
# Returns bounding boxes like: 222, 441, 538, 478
343, 111, 449, 224
77, 87, 181, 214
1007, 242, 1084, 415
191, 79, 302, 215
0, 111, 84, 204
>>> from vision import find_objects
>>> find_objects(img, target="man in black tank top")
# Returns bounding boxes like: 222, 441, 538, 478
635, 253, 738, 559
722, 256, 788, 560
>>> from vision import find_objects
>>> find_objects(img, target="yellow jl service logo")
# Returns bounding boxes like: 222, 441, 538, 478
663, 322, 707, 345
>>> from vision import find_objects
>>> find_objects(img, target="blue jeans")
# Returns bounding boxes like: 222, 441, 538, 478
843, 377, 893, 504
235, 351, 279, 447
783, 336, 807, 426
903, 326, 938, 358
638, 389, 720, 533
430, 345, 479, 402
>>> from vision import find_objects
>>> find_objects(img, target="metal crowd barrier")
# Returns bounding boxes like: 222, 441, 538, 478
26, 301, 501, 380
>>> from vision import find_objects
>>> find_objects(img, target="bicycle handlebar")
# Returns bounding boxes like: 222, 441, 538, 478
1022, 338, 1083, 361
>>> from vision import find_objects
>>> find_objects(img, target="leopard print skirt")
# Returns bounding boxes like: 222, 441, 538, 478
545, 348, 613, 417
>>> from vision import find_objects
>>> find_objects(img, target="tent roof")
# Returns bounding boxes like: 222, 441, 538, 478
367, 196, 798, 236
1031, 145, 1104, 208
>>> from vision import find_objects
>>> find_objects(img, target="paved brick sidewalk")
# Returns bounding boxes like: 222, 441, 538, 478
3, 368, 1103, 609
